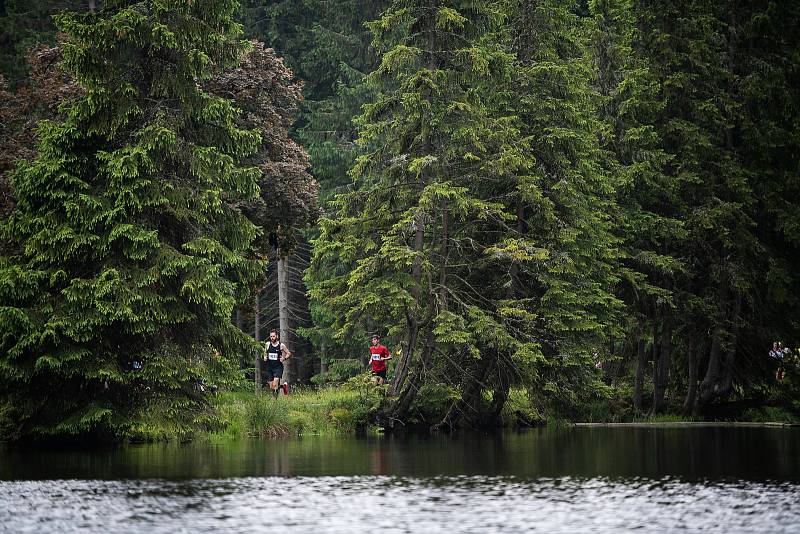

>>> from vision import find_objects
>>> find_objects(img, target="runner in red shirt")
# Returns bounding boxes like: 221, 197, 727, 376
369, 335, 391, 385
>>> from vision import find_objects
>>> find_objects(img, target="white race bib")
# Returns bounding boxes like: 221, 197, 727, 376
372, 353, 381, 360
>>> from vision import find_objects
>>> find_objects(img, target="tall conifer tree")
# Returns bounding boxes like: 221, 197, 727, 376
590, 0, 682, 412
309, 0, 528, 423
635, 0, 758, 409
0, 0, 262, 440
497, 0, 623, 417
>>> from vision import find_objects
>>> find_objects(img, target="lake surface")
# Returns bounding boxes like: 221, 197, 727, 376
1, 426, 799, 532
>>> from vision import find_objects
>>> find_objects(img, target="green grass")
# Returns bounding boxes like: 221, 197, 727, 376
741, 406, 800, 423
209, 379, 385, 439
631, 413, 701, 423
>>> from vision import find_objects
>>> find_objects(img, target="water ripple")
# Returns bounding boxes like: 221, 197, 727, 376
2, 476, 799, 533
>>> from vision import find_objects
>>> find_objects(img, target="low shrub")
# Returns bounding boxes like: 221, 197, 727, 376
310, 359, 364, 386
501, 388, 544, 427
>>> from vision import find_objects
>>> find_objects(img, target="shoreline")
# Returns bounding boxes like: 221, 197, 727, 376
573, 421, 799, 428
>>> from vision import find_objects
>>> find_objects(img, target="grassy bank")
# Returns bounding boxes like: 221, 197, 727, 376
129, 377, 798, 443
561, 384, 800, 425
208, 379, 386, 439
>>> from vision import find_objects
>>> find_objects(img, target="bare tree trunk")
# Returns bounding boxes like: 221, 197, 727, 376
277, 253, 291, 384
611, 334, 634, 387
254, 291, 261, 394
633, 323, 646, 410
721, 292, 742, 396
391, 319, 418, 396
88, 0, 96, 12
647, 321, 660, 410
652, 312, 672, 413
396, 201, 452, 417
697, 329, 722, 409
683, 340, 697, 415
697, 280, 729, 409
319, 342, 328, 374
489, 360, 510, 420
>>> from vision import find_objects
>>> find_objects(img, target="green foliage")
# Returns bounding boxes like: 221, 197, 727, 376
309, 358, 363, 386
210, 387, 384, 437
0, 1, 90, 84
341, 373, 388, 422
4, 0, 799, 437
741, 406, 799, 423
407, 383, 461, 425
500, 388, 543, 427
241, 1, 386, 368
0, 0, 264, 442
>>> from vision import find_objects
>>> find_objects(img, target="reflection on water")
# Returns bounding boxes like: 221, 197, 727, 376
1, 427, 799, 532
1, 426, 798, 480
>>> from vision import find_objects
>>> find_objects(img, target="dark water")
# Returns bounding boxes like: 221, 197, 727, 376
1, 427, 799, 532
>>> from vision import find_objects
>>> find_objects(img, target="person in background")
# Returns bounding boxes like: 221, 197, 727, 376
263, 329, 291, 395
369, 335, 391, 385
769, 341, 787, 381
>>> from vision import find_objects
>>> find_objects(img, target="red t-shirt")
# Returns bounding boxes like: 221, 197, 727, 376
370, 344, 390, 372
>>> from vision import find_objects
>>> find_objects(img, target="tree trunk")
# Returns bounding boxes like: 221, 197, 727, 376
254, 291, 261, 394
391, 12, 437, 399
652, 312, 672, 413
683, 340, 697, 415
697, 328, 722, 409
433, 354, 481, 432
507, 203, 526, 300
697, 280, 729, 408
439, 203, 449, 307
390, 181, 428, 396
648, 321, 660, 408
397, 199, 451, 415
611, 334, 634, 387
720, 292, 742, 396
393, 327, 434, 418
277, 253, 291, 384
319, 342, 328, 374
489, 361, 510, 420
391, 318, 419, 396
633, 326, 646, 411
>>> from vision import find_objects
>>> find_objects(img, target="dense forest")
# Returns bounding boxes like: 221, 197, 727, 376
0, 0, 798, 442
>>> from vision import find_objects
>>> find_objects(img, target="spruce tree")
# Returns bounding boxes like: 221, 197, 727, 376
590, 0, 682, 412
501, 0, 623, 417
309, 0, 526, 423
732, 0, 800, 358
0, 0, 262, 441
636, 0, 743, 409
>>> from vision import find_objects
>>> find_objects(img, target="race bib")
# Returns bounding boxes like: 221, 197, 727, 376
268, 351, 279, 361
372, 353, 381, 360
